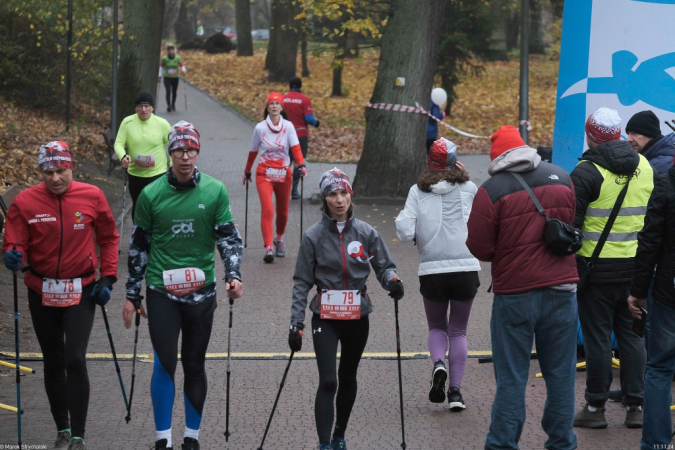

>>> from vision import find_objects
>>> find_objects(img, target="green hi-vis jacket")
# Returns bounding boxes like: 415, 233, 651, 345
578, 154, 654, 259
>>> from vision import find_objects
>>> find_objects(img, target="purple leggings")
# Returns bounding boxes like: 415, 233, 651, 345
423, 297, 474, 388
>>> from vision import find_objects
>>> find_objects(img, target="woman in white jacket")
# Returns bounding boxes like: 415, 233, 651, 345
395, 137, 480, 411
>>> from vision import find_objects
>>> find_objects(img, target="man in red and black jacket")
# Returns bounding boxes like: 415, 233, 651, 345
2, 141, 119, 450
283, 77, 319, 199
467, 126, 579, 450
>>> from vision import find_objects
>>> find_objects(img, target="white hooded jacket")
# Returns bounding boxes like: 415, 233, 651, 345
396, 180, 480, 276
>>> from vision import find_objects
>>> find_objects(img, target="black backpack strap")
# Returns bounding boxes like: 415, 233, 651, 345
586, 178, 631, 269
511, 172, 547, 218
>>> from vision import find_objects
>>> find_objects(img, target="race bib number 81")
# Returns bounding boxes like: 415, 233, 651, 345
163, 267, 206, 296
320, 290, 361, 320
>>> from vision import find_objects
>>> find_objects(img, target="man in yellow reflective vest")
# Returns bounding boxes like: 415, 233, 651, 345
571, 107, 656, 430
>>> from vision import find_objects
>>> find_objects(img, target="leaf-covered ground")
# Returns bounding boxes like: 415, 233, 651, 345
184, 48, 558, 162
0, 101, 110, 191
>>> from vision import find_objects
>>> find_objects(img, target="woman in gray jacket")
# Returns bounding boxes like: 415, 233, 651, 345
395, 138, 480, 411
289, 167, 403, 450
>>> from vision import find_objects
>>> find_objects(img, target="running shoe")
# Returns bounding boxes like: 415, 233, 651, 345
331, 437, 347, 449
67, 438, 86, 450
429, 360, 447, 403
625, 405, 643, 428
151, 439, 172, 450
263, 246, 275, 263
54, 430, 71, 449
317, 444, 333, 450
181, 437, 200, 450
274, 239, 286, 257
447, 387, 466, 411
573, 403, 607, 429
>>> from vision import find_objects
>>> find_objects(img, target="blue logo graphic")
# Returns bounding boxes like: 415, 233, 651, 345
561, 51, 675, 111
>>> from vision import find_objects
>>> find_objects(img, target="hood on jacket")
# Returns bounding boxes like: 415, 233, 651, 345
644, 132, 675, 162
488, 145, 541, 176
581, 140, 639, 176
430, 180, 455, 195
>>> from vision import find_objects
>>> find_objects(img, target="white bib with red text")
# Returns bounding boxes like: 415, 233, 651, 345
163, 268, 206, 296
320, 290, 361, 320
265, 167, 287, 183
135, 153, 156, 168
42, 278, 83, 307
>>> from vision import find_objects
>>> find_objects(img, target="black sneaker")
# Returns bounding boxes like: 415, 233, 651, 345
448, 387, 466, 411
428, 360, 447, 403
152, 439, 173, 450
181, 437, 200, 450
263, 246, 275, 263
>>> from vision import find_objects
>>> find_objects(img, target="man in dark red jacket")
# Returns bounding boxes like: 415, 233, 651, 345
467, 126, 578, 450
283, 77, 319, 199
2, 141, 119, 450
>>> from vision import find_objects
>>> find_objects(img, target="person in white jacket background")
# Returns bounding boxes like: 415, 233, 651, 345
395, 137, 481, 411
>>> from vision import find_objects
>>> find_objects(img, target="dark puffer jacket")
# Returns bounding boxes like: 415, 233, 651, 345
631, 167, 675, 309
642, 132, 675, 175
570, 140, 656, 282
466, 146, 578, 294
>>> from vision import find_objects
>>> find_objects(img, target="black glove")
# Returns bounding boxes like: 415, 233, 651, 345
91, 276, 115, 306
389, 279, 404, 301
314, 120, 320, 128
288, 325, 303, 352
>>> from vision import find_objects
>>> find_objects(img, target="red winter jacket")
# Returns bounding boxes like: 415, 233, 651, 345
466, 147, 578, 294
2, 181, 119, 293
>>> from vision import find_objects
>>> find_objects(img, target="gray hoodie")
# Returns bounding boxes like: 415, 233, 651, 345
290, 210, 398, 328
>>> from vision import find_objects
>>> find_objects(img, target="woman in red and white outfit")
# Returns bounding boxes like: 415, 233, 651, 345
244, 92, 307, 263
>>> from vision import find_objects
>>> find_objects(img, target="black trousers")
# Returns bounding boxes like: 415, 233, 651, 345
578, 281, 646, 407
28, 284, 97, 438
290, 136, 309, 190
312, 314, 369, 445
128, 173, 163, 221
164, 76, 179, 109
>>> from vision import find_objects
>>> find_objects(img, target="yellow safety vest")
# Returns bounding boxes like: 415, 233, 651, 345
578, 155, 654, 258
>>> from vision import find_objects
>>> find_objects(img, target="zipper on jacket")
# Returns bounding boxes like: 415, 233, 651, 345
339, 233, 349, 289
56, 196, 64, 278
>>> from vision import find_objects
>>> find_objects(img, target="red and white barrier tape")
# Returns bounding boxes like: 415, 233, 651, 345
366, 102, 489, 139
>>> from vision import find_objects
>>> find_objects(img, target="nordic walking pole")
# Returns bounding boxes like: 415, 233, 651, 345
257, 348, 300, 450
666, 120, 675, 133
125, 300, 142, 423
119, 168, 128, 255
300, 176, 304, 243
224, 282, 235, 442
183, 75, 188, 111
12, 244, 22, 449
100, 305, 130, 413
244, 180, 249, 248
392, 277, 407, 450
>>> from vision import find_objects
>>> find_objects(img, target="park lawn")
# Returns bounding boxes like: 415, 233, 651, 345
183, 48, 559, 162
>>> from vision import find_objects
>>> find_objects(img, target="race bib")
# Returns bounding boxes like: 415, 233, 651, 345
320, 290, 361, 320
265, 167, 287, 183
168, 68, 178, 76
42, 278, 82, 307
163, 268, 206, 296
135, 153, 156, 168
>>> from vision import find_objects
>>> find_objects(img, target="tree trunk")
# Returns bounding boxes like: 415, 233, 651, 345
174, 0, 193, 44
236, 0, 254, 56
266, 0, 299, 81
117, 0, 165, 127
345, 31, 359, 58
301, 20, 310, 77
353, 0, 447, 198
331, 29, 349, 97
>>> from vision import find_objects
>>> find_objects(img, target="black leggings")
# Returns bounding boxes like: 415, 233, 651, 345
128, 173, 163, 221
164, 77, 179, 109
312, 314, 369, 445
146, 290, 216, 431
28, 284, 97, 438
